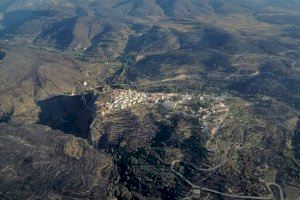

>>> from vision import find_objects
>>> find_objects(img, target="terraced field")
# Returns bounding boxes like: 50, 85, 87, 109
0, 0, 299, 199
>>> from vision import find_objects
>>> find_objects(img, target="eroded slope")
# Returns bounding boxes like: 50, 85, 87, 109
0, 123, 115, 199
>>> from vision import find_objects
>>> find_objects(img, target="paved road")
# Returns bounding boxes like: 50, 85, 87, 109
171, 160, 284, 200
278, 50, 300, 57
292, 62, 299, 69
171, 118, 284, 200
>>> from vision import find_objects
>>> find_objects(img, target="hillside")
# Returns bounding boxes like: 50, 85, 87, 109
0, 123, 115, 199
0, 0, 299, 199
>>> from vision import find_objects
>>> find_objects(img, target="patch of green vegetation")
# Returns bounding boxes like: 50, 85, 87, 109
188, 98, 201, 111
106, 63, 129, 85
258, 167, 277, 183
199, 98, 211, 108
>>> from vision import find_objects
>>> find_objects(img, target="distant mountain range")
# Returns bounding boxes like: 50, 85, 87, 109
0, 0, 299, 51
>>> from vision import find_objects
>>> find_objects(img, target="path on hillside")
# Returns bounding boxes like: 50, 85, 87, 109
292, 62, 299, 69
170, 104, 284, 200
171, 157, 284, 200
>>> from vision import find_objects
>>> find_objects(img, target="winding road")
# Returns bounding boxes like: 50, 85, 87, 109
171, 159, 284, 200
170, 107, 284, 200
292, 62, 299, 69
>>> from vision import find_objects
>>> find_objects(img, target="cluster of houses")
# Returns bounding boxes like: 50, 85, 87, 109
95, 89, 147, 116
94, 89, 195, 116
199, 101, 228, 117
94, 88, 230, 136
199, 100, 229, 135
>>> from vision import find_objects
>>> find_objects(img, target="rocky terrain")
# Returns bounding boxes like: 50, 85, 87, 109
0, 0, 299, 199
0, 123, 115, 199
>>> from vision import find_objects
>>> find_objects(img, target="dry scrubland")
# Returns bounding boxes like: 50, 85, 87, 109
0, 0, 299, 199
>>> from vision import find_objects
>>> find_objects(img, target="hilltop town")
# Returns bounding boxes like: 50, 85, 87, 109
94, 89, 229, 136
